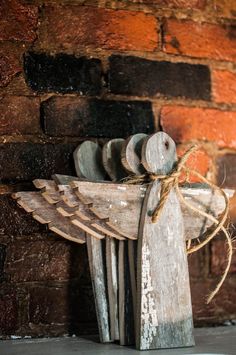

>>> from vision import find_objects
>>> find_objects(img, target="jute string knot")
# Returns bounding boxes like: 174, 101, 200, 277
148, 145, 196, 223
125, 145, 233, 304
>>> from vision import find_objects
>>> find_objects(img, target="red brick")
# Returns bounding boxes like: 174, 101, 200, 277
161, 106, 236, 148
177, 145, 211, 183
191, 276, 236, 325
0, 44, 22, 87
212, 70, 236, 104
0, 96, 40, 135
211, 239, 236, 275
134, 0, 206, 8
0, 0, 38, 42
5, 238, 86, 283
214, 0, 236, 19
39, 6, 158, 52
163, 19, 236, 62
229, 190, 236, 223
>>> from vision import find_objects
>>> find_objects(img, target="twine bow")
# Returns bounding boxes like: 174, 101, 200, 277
126, 145, 233, 304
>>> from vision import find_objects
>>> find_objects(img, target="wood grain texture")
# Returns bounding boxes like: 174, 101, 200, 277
118, 240, 135, 346
103, 139, 123, 342
87, 236, 110, 343
72, 180, 145, 240
15, 179, 233, 242
121, 133, 147, 175
73, 141, 106, 181
102, 138, 127, 181
142, 132, 177, 175
106, 237, 119, 341
73, 141, 111, 343
36, 179, 125, 240
12, 191, 86, 244
136, 132, 194, 350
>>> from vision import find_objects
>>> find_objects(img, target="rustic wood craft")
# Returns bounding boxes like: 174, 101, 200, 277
12, 132, 234, 351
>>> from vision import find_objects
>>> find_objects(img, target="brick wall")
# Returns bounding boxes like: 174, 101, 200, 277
1, 0, 236, 337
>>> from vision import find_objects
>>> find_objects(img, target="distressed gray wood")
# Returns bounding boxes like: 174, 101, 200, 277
102, 138, 127, 182
12, 192, 86, 244
136, 132, 194, 350
104, 138, 136, 344
106, 237, 119, 341
71, 180, 233, 241
72, 180, 145, 240
86, 236, 110, 343
34, 180, 122, 240
118, 240, 135, 346
102, 139, 123, 342
52, 174, 80, 185
121, 133, 147, 175
74, 141, 111, 343
20, 178, 233, 243
73, 141, 106, 181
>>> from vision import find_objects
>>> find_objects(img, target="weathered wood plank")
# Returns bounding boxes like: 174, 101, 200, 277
12, 192, 86, 244
87, 236, 110, 342
121, 133, 147, 175
102, 138, 126, 182
74, 141, 111, 343
71, 180, 233, 241
102, 139, 122, 342
118, 240, 135, 346
106, 238, 119, 341
73, 141, 106, 181
15, 180, 233, 242
72, 181, 145, 240
136, 132, 194, 350
36, 180, 125, 240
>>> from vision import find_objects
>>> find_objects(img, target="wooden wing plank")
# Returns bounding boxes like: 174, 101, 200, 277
33, 179, 57, 190
71, 181, 234, 241
12, 191, 46, 212
57, 185, 127, 240
181, 187, 234, 240
34, 183, 110, 240
55, 186, 126, 240
71, 181, 146, 240
13, 191, 86, 244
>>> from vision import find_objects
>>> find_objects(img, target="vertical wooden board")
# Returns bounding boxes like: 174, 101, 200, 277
106, 238, 119, 341
128, 239, 137, 326
136, 131, 194, 350
136, 182, 194, 350
87, 237, 110, 343
73, 141, 111, 343
119, 241, 135, 346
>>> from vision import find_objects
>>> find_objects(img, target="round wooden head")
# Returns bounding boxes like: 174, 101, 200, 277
73, 141, 106, 181
121, 133, 148, 175
141, 132, 177, 175
102, 138, 127, 181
